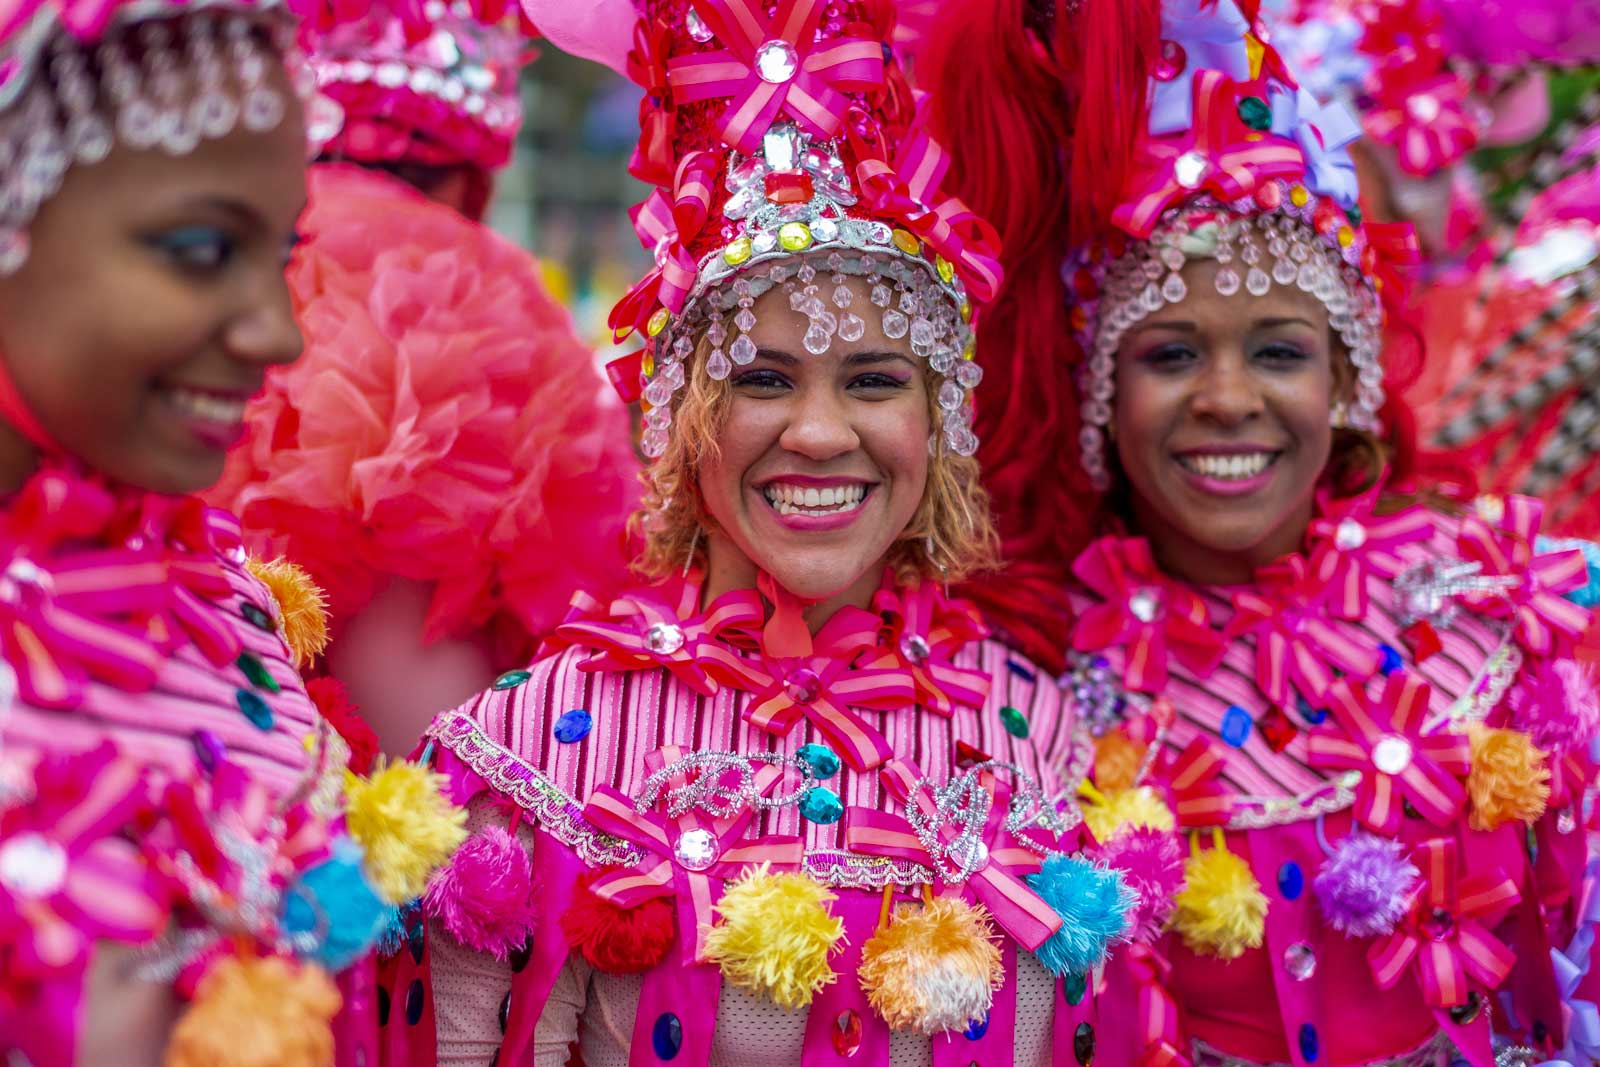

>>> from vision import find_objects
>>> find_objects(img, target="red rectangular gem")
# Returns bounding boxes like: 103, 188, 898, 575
764, 170, 814, 204
1402, 620, 1442, 662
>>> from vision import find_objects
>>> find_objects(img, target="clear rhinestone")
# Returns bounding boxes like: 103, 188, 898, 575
1174, 151, 1208, 188
0, 833, 67, 897
754, 40, 799, 83
644, 623, 685, 655
1335, 519, 1367, 551
1372, 735, 1414, 775
1128, 588, 1160, 623
685, 7, 714, 42
1284, 942, 1317, 981
899, 634, 931, 664
674, 828, 720, 871
1406, 94, 1440, 123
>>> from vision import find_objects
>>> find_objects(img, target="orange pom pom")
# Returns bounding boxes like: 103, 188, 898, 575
164, 956, 340, 1067
1467, 725, 1550, 831
1094, 731, 1147, 792
246, 556, 330, 669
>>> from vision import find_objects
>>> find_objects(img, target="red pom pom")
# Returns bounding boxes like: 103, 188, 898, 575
306, 676, 379, 775
560, 869, 675, 974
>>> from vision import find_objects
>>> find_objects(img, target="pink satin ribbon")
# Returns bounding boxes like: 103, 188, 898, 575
1148, 736, 1235, 827
608, 150, 719, 340
1457, 496, 1592, 656
855, 575, 990, 717
1306, 493, 1434, 619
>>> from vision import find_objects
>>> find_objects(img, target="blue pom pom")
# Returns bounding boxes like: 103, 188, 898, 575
1539, 536, 1600, 608
282, 837, 388, 970
1024, 854, 1134, 977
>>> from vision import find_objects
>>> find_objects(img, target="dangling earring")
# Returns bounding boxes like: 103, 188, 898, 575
1330, 402, 1348, 430
681, 525, 701, 577
927, 535, 949, 595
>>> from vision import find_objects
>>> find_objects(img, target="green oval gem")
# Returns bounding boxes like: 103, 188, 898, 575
1237, 95, 1272, 131
1347, 203, 1363, 227
493, 669, 532, 690
1000, 704, 1030, 739
798, 786, 844, 824
236, 688, 274, 731
797, 743, 841, 779
236, 652, 281, 694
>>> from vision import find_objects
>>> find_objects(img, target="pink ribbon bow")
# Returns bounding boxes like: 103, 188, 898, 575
581, 746, 804, 963
557, 578, 765, 697
1306, 492, 1435, 620
1363, 71, 1479, 178
1456, 497, 1591, 657
1113, 69, 1307, 238
1308, 671, 1470, 833
1070, 536, 1226, 694
128, 497, 242, 667
625, 17, 676, 187
609, 150, 720, 340
850, 105, 1004, 302
844, 758, 1063, 950
1227, 553, 1383, 707
1368, 837, 1518, 1008
854, 574, 990, 717
665, 0, 885, 155
700, 605, 912, 772
0, 469, 172, 708
1122, 942, 1192, 1067
1148, 737, 1235, 827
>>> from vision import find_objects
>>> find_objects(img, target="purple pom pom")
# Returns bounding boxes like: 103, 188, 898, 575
1313, 833, 1419, 938
422, 825, 539, 958
1511, 658, 1600, 757
1095, 826, 1185, 943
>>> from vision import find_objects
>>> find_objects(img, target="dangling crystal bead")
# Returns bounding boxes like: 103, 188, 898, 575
643, 378, 673, 407
729, 334, 758, 364
797, 263, 816, 283
734, 307, 757, 332
832, 284, 852, 308
838, 312, 866, 342
803, 323, 831, 354
1161, 273, 1187, 302
881, 310, 909, 339
870, 284, 891, 307
909, 318, 935, 347
938, 381, 964, 410
706, 348, 733, 380
1215, 268, 1241, 295
1273, 257, 1298, 285
956, 361, 983, 387
1246, 267, 1271, 296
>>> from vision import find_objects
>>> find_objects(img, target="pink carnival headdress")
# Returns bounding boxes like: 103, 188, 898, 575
542, 0, 1004, 461
1061, 0, 1419, 489
301, 0, 534, 169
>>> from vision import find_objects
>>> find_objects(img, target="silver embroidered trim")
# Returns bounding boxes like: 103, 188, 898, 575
1191, 1031, 1456, 1067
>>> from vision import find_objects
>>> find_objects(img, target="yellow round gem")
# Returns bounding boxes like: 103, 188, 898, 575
642, 351, 655, 378
892, 228, 921, 255
1337, 226, 1355, 248
935, 255, 955, 283
963, 341, 976, 360
646, 308, 671, 337
1289, 185, 1310, 207
778, 222, 813, 252
723, 237, 753, 266
960, 300, 972, 322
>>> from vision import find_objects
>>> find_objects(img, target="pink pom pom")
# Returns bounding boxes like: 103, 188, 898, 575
422, 825, 538, 958
1093, 826, 1184, 943
1511, 658, 1600, 757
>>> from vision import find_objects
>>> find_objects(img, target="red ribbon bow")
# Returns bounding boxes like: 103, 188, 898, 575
1308, 671, 1469, 833
1456, 496, 1591, 657
850, 105, 1004, 302
1070, 537, 1226, 694
700, 605, 912, 772
556, 578, 764, 697
854, 574, 990, 717
1113, 69, 1307, 238
1368, 837, 1518, 1008
666, 0, 885, 155
1122, 942, 1192, 1067
844, 757, 1063, 950
609, 150, 720, 340
127, 497, 241, 667
625, 17, 676, 187
1227, 553, 1383, 707
1306, 492, 1435, 619
1148, 737, 1235, 827
581, 746, 804, 963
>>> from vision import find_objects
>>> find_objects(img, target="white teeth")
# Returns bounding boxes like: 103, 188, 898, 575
1180, 452, 1274, 480
167, 388, 246, 424
762, 481, 868, 516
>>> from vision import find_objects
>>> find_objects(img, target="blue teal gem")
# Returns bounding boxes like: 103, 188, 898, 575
1064, 971, 1088, 1005
964, 1011, 990, 1041
1237, 95, 1272, 131
799, 786, 844, 824
1299, 1023, 1319, 1062
1378, 644, 1403, 675
407, 912, 425, 963
239, 601, 275, 632
1221, 706, 1253, 747
236, 688, 273, 730
404, 978, 425, 1026
797, 743, 841, 779
1006, 658, 1037, 682
1277, 861, 1304, 901
236, 651, 281, 693
1295, 693, 1328, 725
553, 709, 592, 743
652, 1012, 684, 1059
493, 669, 532, 690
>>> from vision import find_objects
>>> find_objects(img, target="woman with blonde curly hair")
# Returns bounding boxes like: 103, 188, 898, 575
380, 1, 1138, 1065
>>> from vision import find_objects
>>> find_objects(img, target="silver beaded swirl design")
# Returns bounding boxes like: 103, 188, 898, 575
632, 749, 830, 818
0, 4, 307, 275
1392, 558, 1521, 628
902, 759, 1066, 885
1065, 186, 1385, 490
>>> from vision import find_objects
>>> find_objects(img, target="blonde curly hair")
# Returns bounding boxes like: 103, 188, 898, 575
630, 332, 1000, 585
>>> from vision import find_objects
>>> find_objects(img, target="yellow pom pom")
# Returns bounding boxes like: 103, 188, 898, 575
1172, 833, 1267, 960
246, 557, 330, 669
1081, 784, 1176, 844
165, 956, 340, 1067
704, 865, 844, 1010
345, 759, 468, 903
859, 894, 1003, 1034
1468, 725, 1551, 831
1094, 732, 1148, 792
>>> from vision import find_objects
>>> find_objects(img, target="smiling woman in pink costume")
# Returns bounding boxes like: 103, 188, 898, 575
366, 1, 1151, 1065
924, 0, 1600, 1065
207, 0, 640, 762
0, 2, 418, 1065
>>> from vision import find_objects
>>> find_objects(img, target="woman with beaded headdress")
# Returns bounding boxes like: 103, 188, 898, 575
924, 0, 1600, 1064
207, 0, 640, 765
0, 2, 461, 1065
378, 1, 1143, 1064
